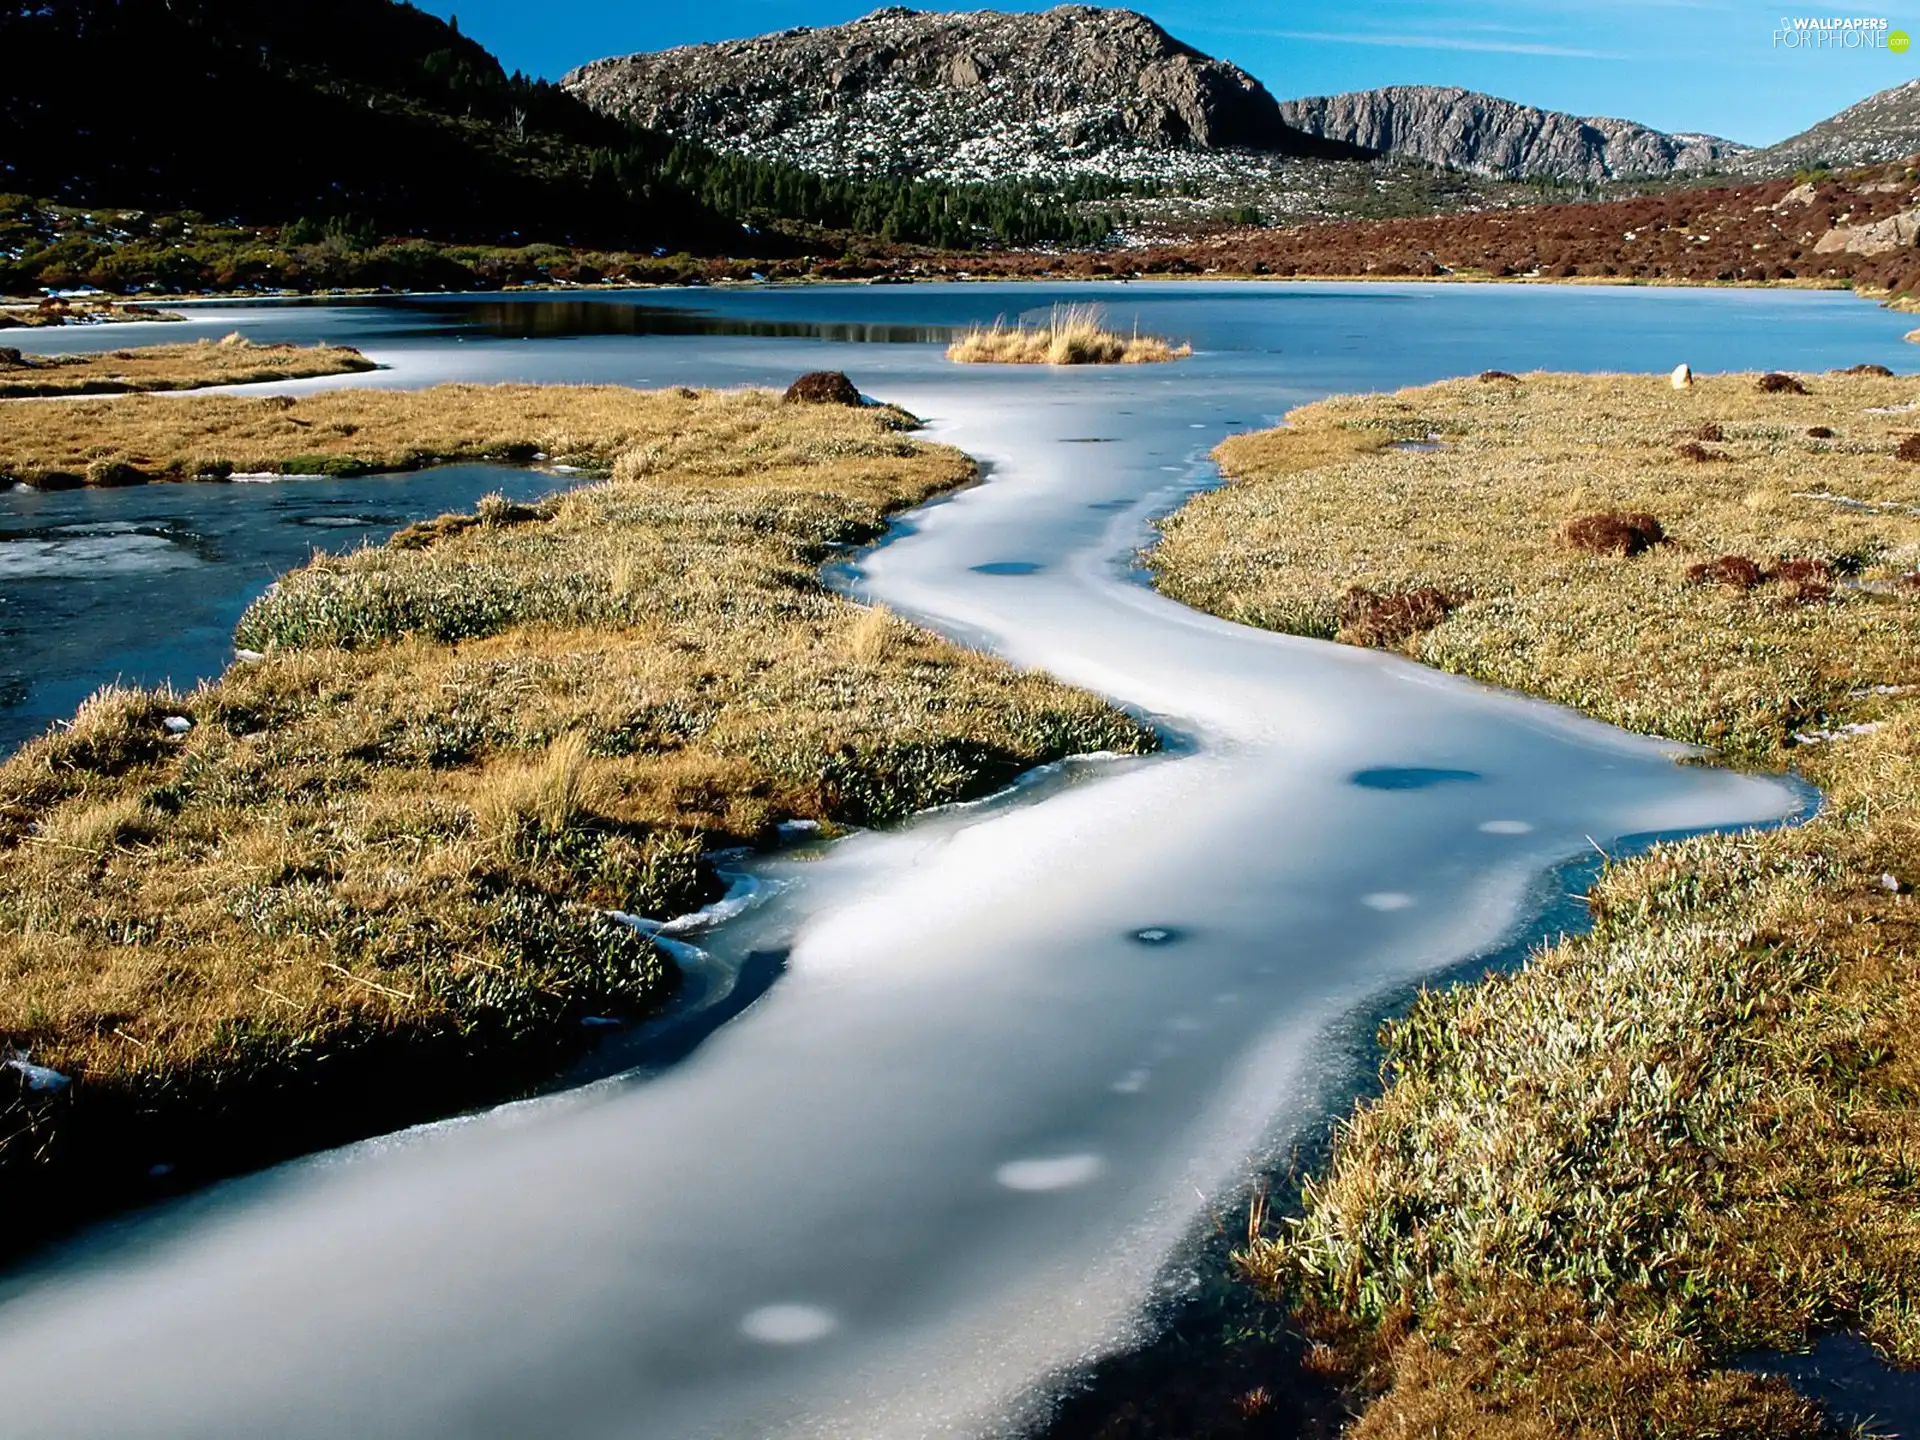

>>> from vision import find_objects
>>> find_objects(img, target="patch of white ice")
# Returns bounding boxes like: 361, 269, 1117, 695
995, 1154, 1105, 1192
740, 1305, 837, 1345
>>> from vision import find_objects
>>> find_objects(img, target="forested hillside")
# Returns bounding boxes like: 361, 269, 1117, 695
0, 0, 1117, 265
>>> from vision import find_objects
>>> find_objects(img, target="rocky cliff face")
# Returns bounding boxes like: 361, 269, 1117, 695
1735, 80, 1920, 175
1275, 86, 1747, 183
563, 5, 1354, 185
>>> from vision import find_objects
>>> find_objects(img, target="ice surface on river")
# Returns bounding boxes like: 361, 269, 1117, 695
0, 283, 1899, 1439
0, 526, 200, 578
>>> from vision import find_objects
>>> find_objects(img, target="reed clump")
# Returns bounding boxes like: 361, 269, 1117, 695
1158, 371, 1920, 1436
945, 304, 1190, 366
0, 336, 375, 399
0, 382, 1154, 1238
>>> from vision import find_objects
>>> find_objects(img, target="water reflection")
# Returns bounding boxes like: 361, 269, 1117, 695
449, 297, 959, 344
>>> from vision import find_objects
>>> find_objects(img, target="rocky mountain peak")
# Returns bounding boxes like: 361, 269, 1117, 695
562, 6, 1354, 185
1735, 79, 1920, 175
1275, 86, 1748, 183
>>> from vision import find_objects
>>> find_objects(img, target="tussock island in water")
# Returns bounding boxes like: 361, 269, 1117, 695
1148, 368, 1920, 1436
0, 379, 1153, 1252
946, 305, 1190, 366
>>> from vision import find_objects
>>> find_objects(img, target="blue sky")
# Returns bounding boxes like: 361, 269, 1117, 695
420, 1, 1913, 147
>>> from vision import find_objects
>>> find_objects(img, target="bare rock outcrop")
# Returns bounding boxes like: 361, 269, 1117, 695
1274, 85, 1748, 183
1814, 206, 1920, 255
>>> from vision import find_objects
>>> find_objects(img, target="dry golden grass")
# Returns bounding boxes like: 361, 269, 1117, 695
0, 335, 375, 400
1169, 371, 1920, 1436
1162, 370, 1920, 762
0, 384, 1153, 1224
0, 379, 756, 486
946, 303, 1190, 366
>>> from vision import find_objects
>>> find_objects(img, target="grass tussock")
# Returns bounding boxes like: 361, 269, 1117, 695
0, 383, 1153, 1232
945, 304, 1190, 366
0, 335, 374, 399
1159, 371, 1920, 1435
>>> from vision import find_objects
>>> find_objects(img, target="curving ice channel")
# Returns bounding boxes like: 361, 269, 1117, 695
0, 285, 1857, 1438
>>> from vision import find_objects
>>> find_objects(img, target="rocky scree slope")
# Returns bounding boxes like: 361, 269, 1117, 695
1275, 85, 1748, 183
562, 4, 1360, 186
1735, 79, 1920, 175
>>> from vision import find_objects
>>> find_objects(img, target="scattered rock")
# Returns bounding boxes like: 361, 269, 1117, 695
1757, 372, 1809, 395
784, 371, 864, 406
1337, 585, 1458, 646
162, 715, 193, 736
1883, 873, 1909, 894
1686, 554, 1765, 588
1671, 363, 1692, 390
1561, 511, 1665, 556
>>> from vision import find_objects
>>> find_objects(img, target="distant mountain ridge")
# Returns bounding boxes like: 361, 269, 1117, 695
1734, 79, 1920, 174
563, 5, 1359, 185
1274, 86, 1748, 183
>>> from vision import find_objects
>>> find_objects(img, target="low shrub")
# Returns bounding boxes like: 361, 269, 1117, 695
1674, 440, 1727, 463
783, 371, 863, 406
1560, 510, 1665, 556
1757, 371, 1809, 394
1336, 585, 1457, 646
1685, 554, 1764, 588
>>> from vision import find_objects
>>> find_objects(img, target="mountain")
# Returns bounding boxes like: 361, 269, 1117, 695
563, 5, 1360, 186
1734, 80, 1920, 175
0, 0, 738, 250
1274, 86, 1748, 183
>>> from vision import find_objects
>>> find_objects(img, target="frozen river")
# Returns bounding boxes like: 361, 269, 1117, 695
0, 282, 1906, 1436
